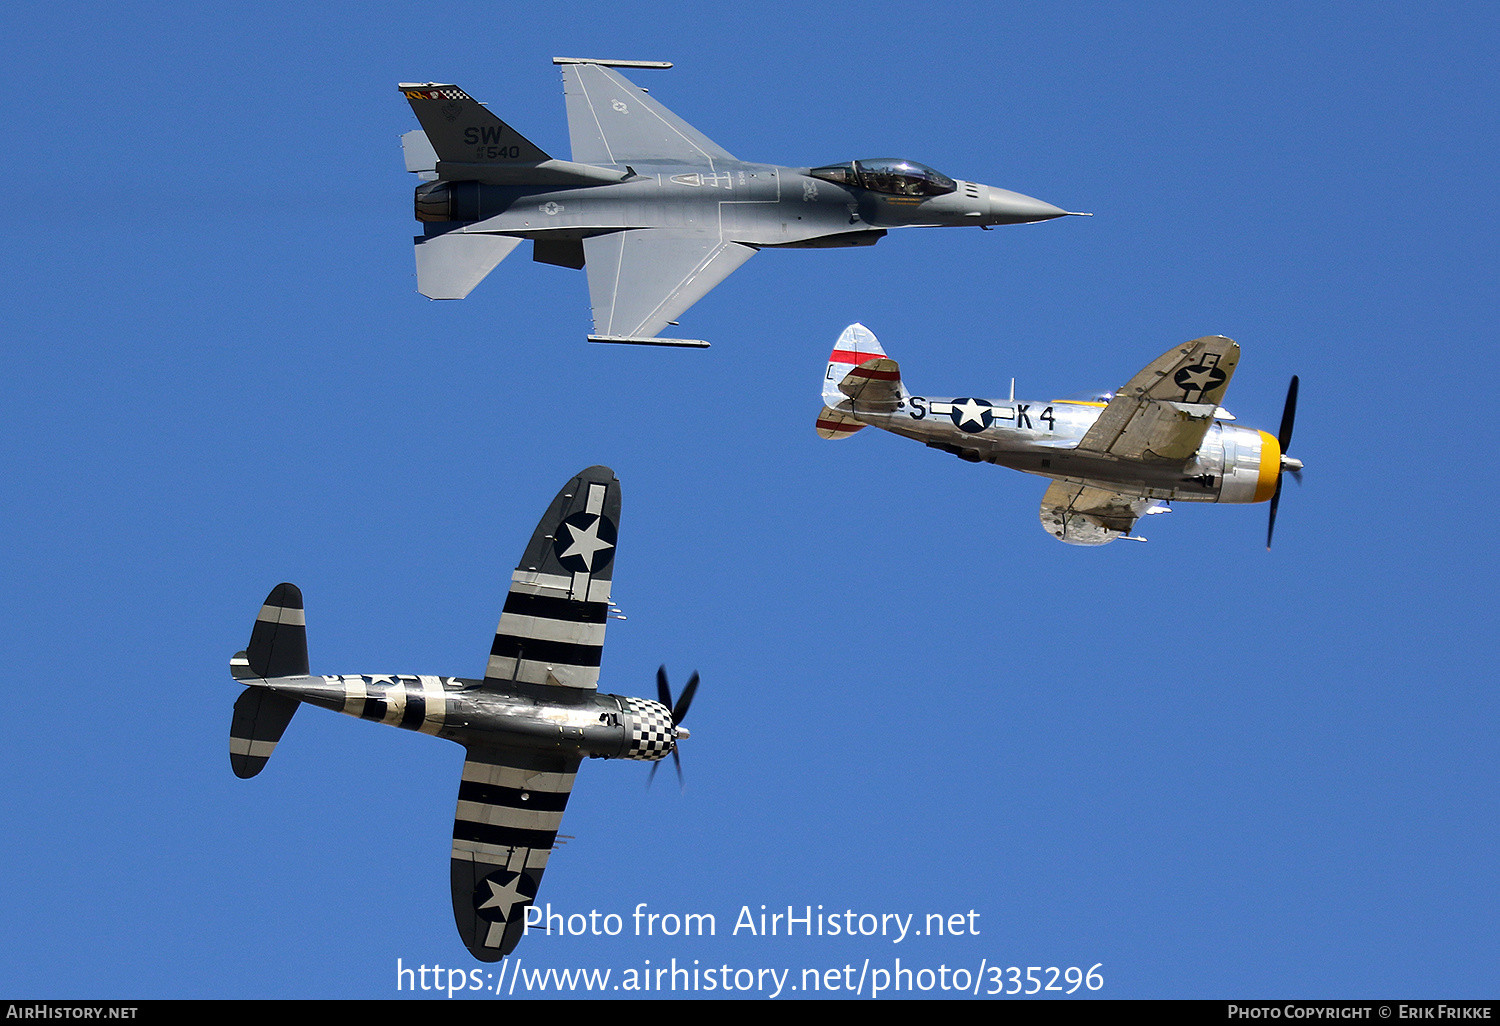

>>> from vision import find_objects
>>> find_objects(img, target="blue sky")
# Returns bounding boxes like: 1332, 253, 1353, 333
2, 0, 1497, 1000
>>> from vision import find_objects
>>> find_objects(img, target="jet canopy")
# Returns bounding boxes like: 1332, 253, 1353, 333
809, 159, 958, 197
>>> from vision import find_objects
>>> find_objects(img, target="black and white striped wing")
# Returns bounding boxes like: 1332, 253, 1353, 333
485, 466, 621, 693
450, 746, 580, 961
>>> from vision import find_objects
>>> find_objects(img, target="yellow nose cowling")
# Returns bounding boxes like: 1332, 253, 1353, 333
1254, 431, 1282, 504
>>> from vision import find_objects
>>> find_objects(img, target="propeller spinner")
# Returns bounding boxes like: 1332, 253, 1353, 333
648, 665, 699, 790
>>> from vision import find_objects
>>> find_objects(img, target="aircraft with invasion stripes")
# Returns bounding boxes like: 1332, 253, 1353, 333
228, 466, 698, 961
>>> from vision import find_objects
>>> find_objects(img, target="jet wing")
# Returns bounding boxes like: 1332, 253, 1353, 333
583, 229, 756, 342
1076, 336, 1240, 461
1039, 480, 1157, 546
450, 745, 580, 961
559, 61, 737, 167
485, 466, 620, 692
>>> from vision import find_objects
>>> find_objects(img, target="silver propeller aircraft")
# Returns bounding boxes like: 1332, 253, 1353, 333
228, 466, 699, 961
399, 58, 1081, 347
816, 325, 1303, 546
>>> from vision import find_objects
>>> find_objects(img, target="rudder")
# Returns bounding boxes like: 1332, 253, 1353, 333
246, 583, 308, 679
822, 323, 906, 412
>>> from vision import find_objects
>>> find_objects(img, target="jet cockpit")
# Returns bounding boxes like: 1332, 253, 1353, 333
809, 159, 958, 197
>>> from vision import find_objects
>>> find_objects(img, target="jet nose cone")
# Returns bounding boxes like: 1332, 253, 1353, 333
986, 186, 1074, 224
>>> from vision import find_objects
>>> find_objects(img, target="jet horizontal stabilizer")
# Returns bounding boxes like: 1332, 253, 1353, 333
402, 129, 438, 177
414, 232, 522, 300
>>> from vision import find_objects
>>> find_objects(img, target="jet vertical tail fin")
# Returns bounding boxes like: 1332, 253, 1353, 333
399, 84, 552, 166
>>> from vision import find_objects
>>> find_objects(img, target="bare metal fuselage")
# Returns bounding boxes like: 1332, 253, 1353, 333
854, 396, 1278, 505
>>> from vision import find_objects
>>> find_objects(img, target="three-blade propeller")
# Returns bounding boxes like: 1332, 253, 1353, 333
648, 665, 699, 791
1266, 375, 1303, 549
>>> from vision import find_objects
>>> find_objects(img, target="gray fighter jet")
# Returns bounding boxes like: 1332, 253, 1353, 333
817, 325, 1303, 546
399, 58, 1081, 346
229, 466, 700, 961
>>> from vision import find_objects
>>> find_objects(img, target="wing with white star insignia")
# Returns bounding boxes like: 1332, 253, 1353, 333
1039, 480, 1158, 546
1077, 336, 1240, 461
485, 466, 620, 693
450, 745, 580, 961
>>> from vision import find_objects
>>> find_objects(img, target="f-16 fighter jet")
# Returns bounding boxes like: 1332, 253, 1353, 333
399, 58, 1081, 347
817, 325, 1303, 546
228, 466, 700, 960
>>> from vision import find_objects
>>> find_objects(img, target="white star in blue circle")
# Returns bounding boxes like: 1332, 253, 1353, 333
949, 398, 994, 433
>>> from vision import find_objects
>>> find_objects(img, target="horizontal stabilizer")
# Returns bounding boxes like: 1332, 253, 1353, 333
815, 405, 865, 439
838, 357, 904, 410
402, 129, 438, 177
230, 686, 299, 779
414, 231, 523, 299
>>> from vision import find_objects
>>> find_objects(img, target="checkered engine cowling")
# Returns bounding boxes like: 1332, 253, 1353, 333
622, 697, 676, 761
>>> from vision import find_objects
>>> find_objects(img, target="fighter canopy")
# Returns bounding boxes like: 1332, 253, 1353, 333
810, 159, 958, 197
